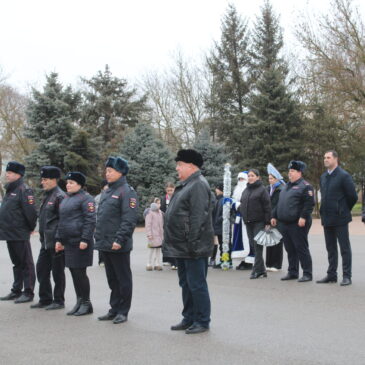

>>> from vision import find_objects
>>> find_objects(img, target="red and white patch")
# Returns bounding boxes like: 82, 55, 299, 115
129, 198, 137, 209
111, 195, 119, 199
27, 195, 35, 205
87, 202, 95, 212
47, 201, 54, 205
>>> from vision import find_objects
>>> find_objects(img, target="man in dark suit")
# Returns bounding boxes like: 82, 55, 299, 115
317, 150, 358, 286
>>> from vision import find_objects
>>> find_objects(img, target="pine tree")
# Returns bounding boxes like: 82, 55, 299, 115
193, 128, 232, 189
242, 1, 303, 175
25, 73, 81, 180
120, 123, 176, 222
80, 65, 148, 160
63, 130, 101, 194
206, 4, 254, 163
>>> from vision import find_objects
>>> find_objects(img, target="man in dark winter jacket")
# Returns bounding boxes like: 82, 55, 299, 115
31, 166, 66, 310
95, 156, 138, 324
0, 161, 37, 303
272, 160, 315, 283
164, 149, 214, 334
317, 151, 358, 286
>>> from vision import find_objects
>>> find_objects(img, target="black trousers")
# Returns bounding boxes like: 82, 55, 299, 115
266, 241, 283, 269
246, 222, 266, 274
282, 220, 313, 278
324, 224, 352, 279
69, 267, 90, 302
176, 257, 210, 327
7, 240, 36, 296
36, 247, 65, 304
102, 251, 132, 316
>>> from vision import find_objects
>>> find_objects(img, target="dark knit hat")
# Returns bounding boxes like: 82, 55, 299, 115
6, 161, 25, 176
105, 156, 129, 175
65, 172, 86, 187
175, 149, 203, 168
288, 160, 306, 172
40, 166, 61, 179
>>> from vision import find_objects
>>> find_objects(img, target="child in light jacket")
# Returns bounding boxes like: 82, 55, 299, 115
145, 198, 164, 271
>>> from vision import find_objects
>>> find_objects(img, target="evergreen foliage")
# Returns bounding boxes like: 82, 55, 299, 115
120, 123, 176, 222
80, 65, 148, 160
207, 4, 254, 163
63, 130, 101, 194
25, 73, 81, 180
193, 128, 232, 189
242, 1, 303, 175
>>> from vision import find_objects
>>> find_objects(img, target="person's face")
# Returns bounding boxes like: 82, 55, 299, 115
288, 169, 301, 182
105, 167, 122, 183
66, 180, 82, 193
166, 187, 174, 196
268, 175, 278, 185
324, 152, 338, 170
176, 161, 195, 181
247, 171, 259, 184
5, 171, 21, 183
155, 200, 161, 209
215, 188, 223, 196
41, 178, 57, 191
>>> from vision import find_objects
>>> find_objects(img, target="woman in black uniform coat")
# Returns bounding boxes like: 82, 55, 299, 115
55, 172, 96, 316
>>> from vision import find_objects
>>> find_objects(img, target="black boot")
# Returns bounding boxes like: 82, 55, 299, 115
67, 297, 82, 316
73, 300, 93, 316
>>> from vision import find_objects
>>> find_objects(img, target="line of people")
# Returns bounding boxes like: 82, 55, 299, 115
0, 148, 363, 335
0, 157, 138, 325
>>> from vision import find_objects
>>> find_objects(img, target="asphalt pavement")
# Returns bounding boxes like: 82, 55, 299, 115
0, 218, 364, 365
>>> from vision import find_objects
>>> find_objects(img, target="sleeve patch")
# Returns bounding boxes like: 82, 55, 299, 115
308, 190, 313, 196
129, 198, 137, 209
87, 202, 95, 212
27, 196, 35, 205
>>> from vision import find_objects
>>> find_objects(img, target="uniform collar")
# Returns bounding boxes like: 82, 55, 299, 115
289, 177, 303, 186
44, 185, 59, 196
5, 177, 23, 192
108, 176, 127, 189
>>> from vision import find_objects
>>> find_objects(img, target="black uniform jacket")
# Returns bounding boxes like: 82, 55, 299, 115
56, 190, 96, 245
163, 170, 214, 259
94, 176, 138, 253
0, 178, 37, 241
319, 167, 358, 227
274, 177, 314, 224
213, 194, 223, 235
39, 186, 66, 249
240, 180, 271, 225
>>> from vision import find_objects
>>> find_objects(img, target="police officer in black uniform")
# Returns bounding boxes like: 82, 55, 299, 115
95, 157, 138, 324
31, 166, 66, 310
0, 161, 37, 303
272, 160, 315, 282
55, 172, 96, 316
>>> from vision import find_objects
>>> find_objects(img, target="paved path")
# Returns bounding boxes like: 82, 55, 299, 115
0, 219, 364, 365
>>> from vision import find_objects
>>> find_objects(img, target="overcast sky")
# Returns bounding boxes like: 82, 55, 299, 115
0, 0, 363, 94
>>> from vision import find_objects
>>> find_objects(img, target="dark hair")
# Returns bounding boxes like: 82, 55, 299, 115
165, 182, 175, 189
325, 150, 338, 158
248, 168, 260, 177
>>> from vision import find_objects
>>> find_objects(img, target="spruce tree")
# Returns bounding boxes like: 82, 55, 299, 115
25, 73, 81, 180
193, 128, 232, 189
120, 123, 176, 222
80, 65, 148, 161
242, 1, 303, 175
63, 130, 101, 194
206, 4, 254, 163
